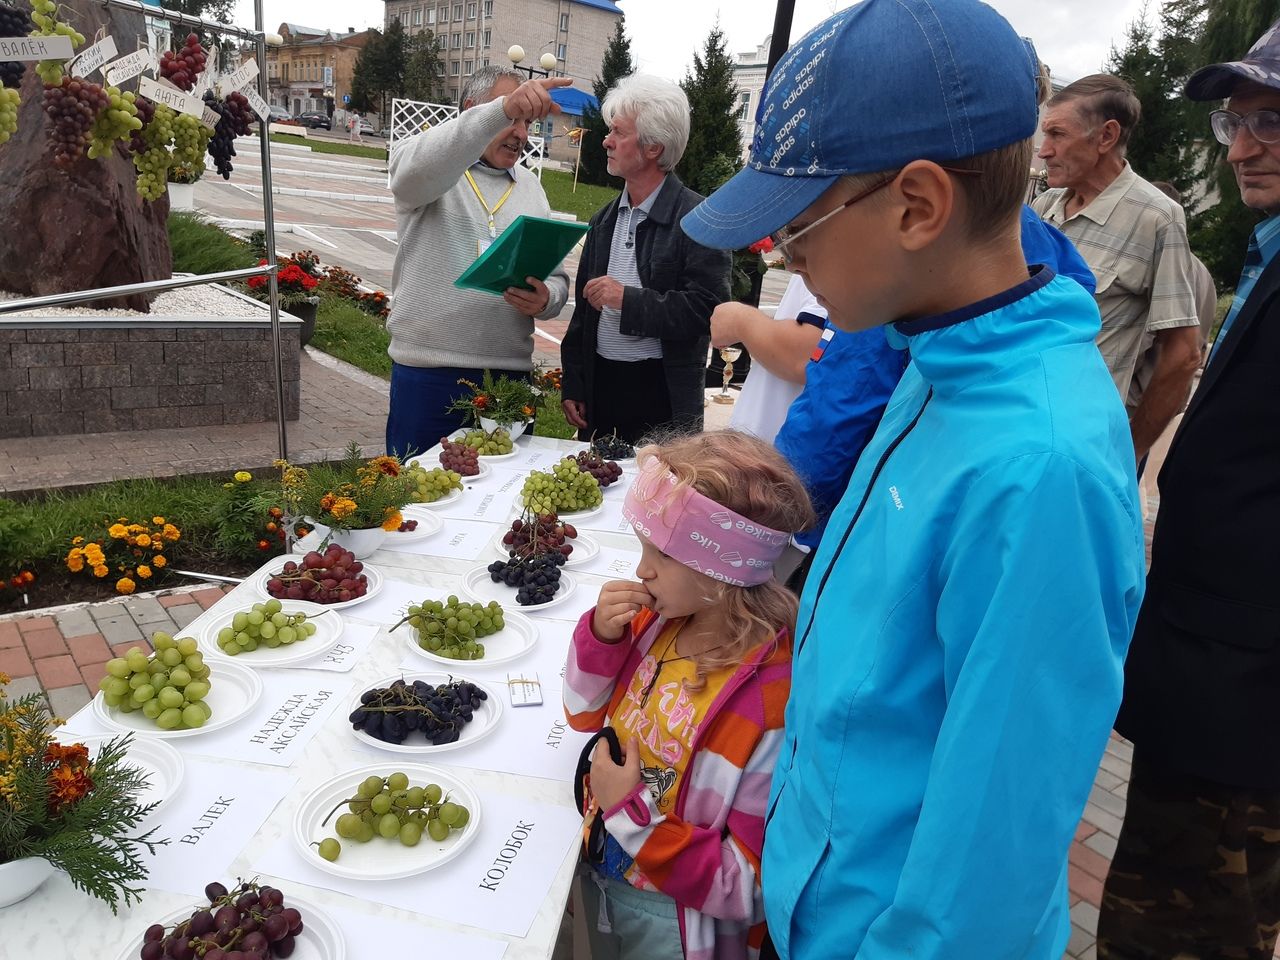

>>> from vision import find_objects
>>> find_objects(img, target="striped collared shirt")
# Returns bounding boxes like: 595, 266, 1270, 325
596, 179, 665, 362
1033, 163, 1199, 399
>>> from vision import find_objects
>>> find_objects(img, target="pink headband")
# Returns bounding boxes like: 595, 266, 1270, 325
622, 459, 789, 587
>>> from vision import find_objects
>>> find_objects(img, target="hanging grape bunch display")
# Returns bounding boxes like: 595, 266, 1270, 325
128, 93, 154, 153
27, 0, 83, 85
131, 101, 175, 200
0, 3, 31, 89
86, 85, 143, 159
158, 33, 207, 92
203, 89, 252, 179
42, 76, 109, 168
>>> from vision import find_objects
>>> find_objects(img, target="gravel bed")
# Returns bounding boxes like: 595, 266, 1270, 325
0, 282, 271, 319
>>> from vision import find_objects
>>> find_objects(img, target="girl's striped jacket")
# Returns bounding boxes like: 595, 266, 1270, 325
563, 608, 792, 960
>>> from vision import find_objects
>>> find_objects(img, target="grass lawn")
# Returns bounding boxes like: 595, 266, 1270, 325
169, 212, 257, 274
540, 168, 617, 223
268, 133, 389, 162
311, 299, 393, 378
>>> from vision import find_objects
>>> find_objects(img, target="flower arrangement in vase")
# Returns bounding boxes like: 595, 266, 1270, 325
448, 370, 542, 438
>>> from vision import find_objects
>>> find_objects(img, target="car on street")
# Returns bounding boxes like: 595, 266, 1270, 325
266, 105, 295, 125
296, 111, 332, 130
358, 118, 376, 136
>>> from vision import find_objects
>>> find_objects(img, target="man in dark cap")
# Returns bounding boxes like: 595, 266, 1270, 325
1098, 19, 1280, 960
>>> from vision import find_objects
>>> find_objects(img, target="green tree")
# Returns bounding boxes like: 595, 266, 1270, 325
403, 30, 445, 103
578, 19, 634, 187
376, 19, 409, 119
677, 20, 742, 196
349, 30, 383, 114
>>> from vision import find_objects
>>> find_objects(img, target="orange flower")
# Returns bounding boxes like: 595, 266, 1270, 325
137, 565, 152, 579
258, 539, 271, 550
108, 523, 128, 539
473, 395, 489, 409
20, 571, 33, 584
269, 507, 283, 519
116, 577, 136, 594
135, 533, 151, 548
162, 524, 180, 542
522, 405, 534, 417
153, 555, 167, 568
369, 455, 401, 477
48, 763, 94, 810
92, 565, 109, 579
319, 493, 336, 511
381, 510, 403, 531
329, 498, 357, 519
152, 516, 165, 525
44, 742, 90, 769
266, 522, 278, 532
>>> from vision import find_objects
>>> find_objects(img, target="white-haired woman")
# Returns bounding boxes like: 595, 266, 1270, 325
560, 73, 731, 443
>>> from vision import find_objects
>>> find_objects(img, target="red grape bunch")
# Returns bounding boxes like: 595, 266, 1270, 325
502, 511, 577, 560
266, 544, 368, 604
128, 94, 155, 154
42, 76, 108, 168
0, 3, 32, 90
574, 450, 623, 487
138, 878, 305, 960
203, 90, 253, 179
159, 33, 208, 92
439, 436, 480, 476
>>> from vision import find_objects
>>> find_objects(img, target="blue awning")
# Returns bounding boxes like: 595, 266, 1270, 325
550, 86, 599, 116
570, 0, 624, 13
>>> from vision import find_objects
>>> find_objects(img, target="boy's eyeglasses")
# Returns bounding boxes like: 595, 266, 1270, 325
770, 166, 982, 265
1210, 109, 1280, 146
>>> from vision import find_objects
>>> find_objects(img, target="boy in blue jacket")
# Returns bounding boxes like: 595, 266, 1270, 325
681, 2, 1146, 958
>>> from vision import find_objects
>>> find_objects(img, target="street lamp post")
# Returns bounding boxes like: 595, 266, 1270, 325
507, 44, 558, 79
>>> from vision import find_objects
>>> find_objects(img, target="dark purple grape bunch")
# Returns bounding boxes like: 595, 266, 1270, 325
42, 77, 109, 169
349, 676, 488, 746
138, 879, 304, 959
203, 90, 254, 179
129, 95, 156, 154
0, 3, 32, 89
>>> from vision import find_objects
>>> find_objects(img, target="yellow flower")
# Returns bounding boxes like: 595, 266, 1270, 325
381, 510, 403, 531
163, 524, 181, 542
153, 555, 167, 569
152, 516, 165, 525
136, 565, 152, 579
72, 536, 84, 546
135, 533, 151, 548
234, 471, 252, 483
116, 577, 136, 594
92, 565, 109, 578
66, 553, 85, 574
223, 482, 234, 489
329, 498, 357, 519
108, 523, 128, 539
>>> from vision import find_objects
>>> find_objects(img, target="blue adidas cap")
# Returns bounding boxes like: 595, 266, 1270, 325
681, 0, 1040, 251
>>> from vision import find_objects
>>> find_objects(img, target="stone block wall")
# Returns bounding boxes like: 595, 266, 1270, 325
0, 323, 302, 439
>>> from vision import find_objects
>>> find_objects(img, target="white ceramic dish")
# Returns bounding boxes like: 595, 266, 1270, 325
461, 564, 579, 615
402, 607, 538, 668
446, 431, 521, 461
91, 659, 263, 740
198, 600, 344, 668
346, 672, 503, 755
249, 557, 384, 612
111, 892, 345, 960
411, 456, 493, 482
489, 528, 600, 568
414, 485, 464, 509
292, 762, 482, 880
381, 505, 445, 545
54, 732, 184, 812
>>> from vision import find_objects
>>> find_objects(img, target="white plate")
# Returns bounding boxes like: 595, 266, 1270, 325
489, 528, 600, 568
414, 485, 464, 508
198, 600, 345, 668
410, 456, 493, 482
92, 658, 264, 740
447, 431, 521, 461
462, 564, 579, 614
346, 673, 503, 755
383, 505, 445, 545
512, 498, 604, 521
112, 892, 344, 960
54, 732, 184, 812
403, 606, 539, 668
249, 556, 384, 611
293, 762, 482, 880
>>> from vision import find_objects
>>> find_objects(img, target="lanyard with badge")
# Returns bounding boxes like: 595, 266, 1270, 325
465, 170, 516, 256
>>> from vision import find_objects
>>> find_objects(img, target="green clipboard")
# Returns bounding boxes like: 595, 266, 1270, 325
454, 214, 589, 295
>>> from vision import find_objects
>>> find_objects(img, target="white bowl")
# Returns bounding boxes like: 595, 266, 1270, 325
91, 659, 264, 740
447, 430, 521, 461
489, 528, 600, 568
0, 858, 56, 908
402, 606, 539, 668
198, 600, 345, 668
292, 763, 482, 880
462, 564, 579, 614
346, 673, 503, 755
53, 732, 185, 812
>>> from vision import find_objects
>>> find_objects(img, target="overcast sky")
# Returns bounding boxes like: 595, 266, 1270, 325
231, 0, 1161, 86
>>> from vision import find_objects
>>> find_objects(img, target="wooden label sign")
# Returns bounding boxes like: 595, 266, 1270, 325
0, 35, 75, 61
103, 46, 154, 86
66, 35, 117, 78
138, 75, 204, 119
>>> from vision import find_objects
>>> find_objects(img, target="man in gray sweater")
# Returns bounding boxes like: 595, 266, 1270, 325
385, 67, 572, 458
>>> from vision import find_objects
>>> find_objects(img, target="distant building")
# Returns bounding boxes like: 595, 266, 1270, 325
731, 34, 769, 162
380, 0, 621, 108
264, 23, 378, 118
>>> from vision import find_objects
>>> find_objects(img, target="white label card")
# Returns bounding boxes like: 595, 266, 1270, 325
295, 621, 378, 673
222, 57, 259, 93
341, 576, 433, 628
66, 35, 117, 78
0, 35, 75, 61
201, 104, 221, 128
381, 518, 500, 562
138, 75, 204, 118
244, 87, 270, 122
103, 46, 154, 86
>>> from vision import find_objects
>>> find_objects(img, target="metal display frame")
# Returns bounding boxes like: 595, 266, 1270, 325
0, 0, 290, 461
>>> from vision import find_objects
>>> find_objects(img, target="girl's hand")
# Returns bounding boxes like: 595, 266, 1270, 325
591, 736, 642, 811
593, 580, 655, 642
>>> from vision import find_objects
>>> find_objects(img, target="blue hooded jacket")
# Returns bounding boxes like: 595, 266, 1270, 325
764, 269, 1145, 959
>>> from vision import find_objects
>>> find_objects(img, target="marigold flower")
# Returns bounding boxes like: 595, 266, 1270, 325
108, 523, 128, 539
319, 493, 336, 511
48, 763, 94, 809
44, 742, 89, 768
92, 565, 109, 579
234, 471, 252, 483
135, 533, 152, 548
153, 555, 167, 569
72, 536, 84, 546
382, 510, 403, 531
473, 395, 489, 409
116, 577, 136, 594
163, 524, 181, 542
137, 565, 152, 579
258, 539, 271, 550
20, 571, 33, 584
370, 456, 400, 477
266, 522, 278, 532
66, 554, 84, 572
329, 498, 357, 519
522, 405, 534, 416
152, 516, 165, 525
269, 507, 283, 519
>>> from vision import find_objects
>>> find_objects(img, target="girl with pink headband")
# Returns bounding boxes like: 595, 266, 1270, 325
564, 430, 814, 960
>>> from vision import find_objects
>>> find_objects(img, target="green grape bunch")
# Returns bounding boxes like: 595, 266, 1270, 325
96, 631, 213, 730
86, 85, 142, 159
171, 111, 211, 167
461, 427, 513, 455
28, 0, 85, 86
315, 771, 471, 862
216, 598, 319, 655
0, 88, 18, 146
405, 464, 463, 503
132, 103, 176, 200
520, 457, 604, 514
391, 595, 505, 661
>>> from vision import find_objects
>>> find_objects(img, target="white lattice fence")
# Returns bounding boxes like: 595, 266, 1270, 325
387, 97, 547, 181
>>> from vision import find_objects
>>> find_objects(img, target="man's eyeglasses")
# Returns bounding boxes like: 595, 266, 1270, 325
770, 166, 982, 266
1210, 109, 1280, 146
